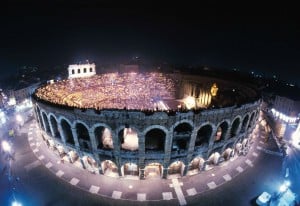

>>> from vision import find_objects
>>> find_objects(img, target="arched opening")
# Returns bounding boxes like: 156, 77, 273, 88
94, 126, 113, 149
195, 124, 212, 147
82, 156, 98, 173
101, 160, 119, 178
215, 121, 228, 142
42, 113, 51, 134
172, 123, 193, 151
144, 163, 163, 179
57, 145, 69, 162
50, 115, 61, 140
145, 128, 165, 152
61, 119, 74, 145
36, 107, 44, 130
119, 127, 138, 151
68, 150, 81, 168
47, 139, 55, 150
230, 118, 240, 138
76, 123, 91, 150
188, 157, 205, 175
121, 163, 139, 178
235, 142, 243, 155
222, 148, 233, 161
207, 152, 220, 166
83, 68, 87, 73
167, 161, 185, 178
241, 115, 249, 133
248, 112, 255, 129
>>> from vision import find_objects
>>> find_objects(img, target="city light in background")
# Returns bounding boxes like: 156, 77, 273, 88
0, 109, 6, 125
2, 140, 11, 152
271, 108, 299, 124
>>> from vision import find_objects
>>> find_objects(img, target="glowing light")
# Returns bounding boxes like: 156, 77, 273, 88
12, 201, 22, 206
2, 140, 11, 152
291, 123, 300, 148
210, 83, 218, 97
16, 114, 23, 122
184, 96, 196, 109
279, 181, 290, 193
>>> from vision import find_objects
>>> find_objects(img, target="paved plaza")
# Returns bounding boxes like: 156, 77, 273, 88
2, 118, 285, 206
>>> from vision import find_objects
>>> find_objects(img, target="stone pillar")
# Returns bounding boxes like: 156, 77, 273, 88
163, 131, 171, 179
93, 153, 102, 174
88, 131, 98, 152
225, 125, 232, 140
162, 167, 168, 179
57, 123, 67, 144
236, 121, 243, 138
48, 117, 55, 138
71, 127, 80, 148
40, 113, 47, 132
208, 126, 217, 151
138, 132, 145, 180
111, 130, 122, 177
182, 159, 190, 176
78, 152, 86, 169
185, 130, 197, 176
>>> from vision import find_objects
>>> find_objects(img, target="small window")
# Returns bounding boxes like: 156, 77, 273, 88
84, 68, 87, 73
72, 69, 75, 74
90, 67, 93, 72
78, 69, 81, 73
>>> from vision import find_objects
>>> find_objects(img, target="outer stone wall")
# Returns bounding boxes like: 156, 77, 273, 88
32, 96, 261, 179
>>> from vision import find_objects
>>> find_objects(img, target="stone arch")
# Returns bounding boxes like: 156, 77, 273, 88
241, 114, 250, 133
195, 123, 213, 147
82, 155, 98, 173
101, 160, 119, 178
41, 111, 51, 134
117, 125, 139, 151
230, 116, 241, 138
215, 120, 229, 142
144, 126, 168, 152
121, 162, 139, 177
167, 161, 185, 177
144, 162, 163, 179
222, 146, 234, 161
49, 114, 61, 140
189, 156, 205, 173
172, 121, 193, 151
207, 151, 221, 165
60, 118, 74, 145
68, 150, 79, 163
75, 121, 91, 150
93, 124, 114, 149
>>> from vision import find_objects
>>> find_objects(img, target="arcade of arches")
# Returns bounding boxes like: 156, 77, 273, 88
34, 106, 260, 179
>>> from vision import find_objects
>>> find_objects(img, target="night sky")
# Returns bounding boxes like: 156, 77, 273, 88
0, 2, 299, 84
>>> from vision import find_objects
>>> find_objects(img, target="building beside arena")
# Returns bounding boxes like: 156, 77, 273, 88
31, 63, 261, 179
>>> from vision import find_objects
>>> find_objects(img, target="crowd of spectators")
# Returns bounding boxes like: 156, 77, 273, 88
35, 72, 177, 110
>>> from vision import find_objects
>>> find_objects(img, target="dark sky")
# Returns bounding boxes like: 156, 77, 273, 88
0, 2, 299, 84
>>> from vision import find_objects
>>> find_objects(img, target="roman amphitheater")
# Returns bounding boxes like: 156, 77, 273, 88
31, 63, 261, 180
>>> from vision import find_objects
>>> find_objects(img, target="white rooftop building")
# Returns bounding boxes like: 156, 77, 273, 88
68, 63, 96, 79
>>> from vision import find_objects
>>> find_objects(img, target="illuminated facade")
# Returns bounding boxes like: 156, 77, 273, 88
68, 63, 96, 79
32, 71, 261, 179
